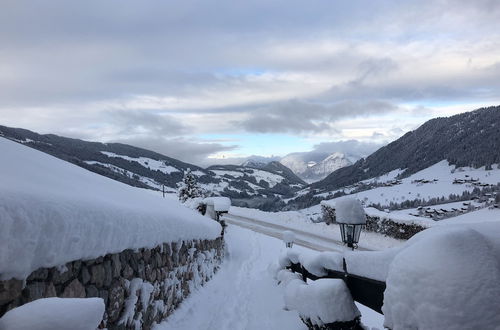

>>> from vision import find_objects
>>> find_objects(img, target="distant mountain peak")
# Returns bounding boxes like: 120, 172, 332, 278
280, 151, 353, 183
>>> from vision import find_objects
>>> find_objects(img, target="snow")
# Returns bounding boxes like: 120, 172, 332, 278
210, 170, 244, 178
0, 297, 104, 330
154, 226, 308, 330
282, 230, 295, 244
156, 225, 383, 329
321, 160, 500, 214
344, 249, 401, 282
283, 278, 361, 325
298, 251, 343, 276
383, 224, 500, 329
364, 207, 436, 227
0, 137, 221, 280
203, 197, 231, 212
229, 206, 403, 251
101, 151, 179, 174
334, 198, 367, 224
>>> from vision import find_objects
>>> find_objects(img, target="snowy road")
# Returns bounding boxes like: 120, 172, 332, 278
155, 225, 384, 330
222, 214, 368, 252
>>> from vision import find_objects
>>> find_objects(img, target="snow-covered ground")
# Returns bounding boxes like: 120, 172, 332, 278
101, 151, 179, 174
155, 225, 384, 330
320, 161, 500, 208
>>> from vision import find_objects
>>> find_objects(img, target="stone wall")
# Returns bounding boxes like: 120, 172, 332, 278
321, 204, 426, 240
364, 215, 426, 240
0, 237, 224, 329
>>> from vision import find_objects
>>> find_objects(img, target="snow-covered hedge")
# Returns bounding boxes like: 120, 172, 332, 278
321, 204, 429, 240
383, 223, 500, 329
280, 273, 361, 329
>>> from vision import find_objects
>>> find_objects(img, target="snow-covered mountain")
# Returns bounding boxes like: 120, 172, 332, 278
311, 105, 500, 193
280, 151, 353, 183
0, 125, 305, 211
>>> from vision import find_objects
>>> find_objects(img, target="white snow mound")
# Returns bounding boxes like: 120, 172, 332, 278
0, 297, 104, 330
0, 138, 221, 280
284, 278, 360, 325
383, 226, 500, 329
203, 197, 231, 212
335, 198, 366, 224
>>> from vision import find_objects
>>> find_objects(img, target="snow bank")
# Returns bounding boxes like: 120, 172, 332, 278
333, 198, 366, 224
203, 197, 231, 212
298, 251, 343, 277
278, 249, 300, 268
284, 278, 360, 325
383, 225, 500, 329
0, 138, 221, 280
344, 248, 401, 282
0, 297, 104, 330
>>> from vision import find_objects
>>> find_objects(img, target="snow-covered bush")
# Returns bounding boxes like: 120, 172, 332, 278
0, 298, 104, 330
178, 168, 204, 202
383, 225, 500, 329
284, 278, 361, 328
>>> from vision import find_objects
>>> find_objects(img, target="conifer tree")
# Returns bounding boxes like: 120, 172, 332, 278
178, 169, 203, 202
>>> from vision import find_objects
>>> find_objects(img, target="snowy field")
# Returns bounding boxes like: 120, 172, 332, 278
155, 225, 384, 330
320, 161, 500, 208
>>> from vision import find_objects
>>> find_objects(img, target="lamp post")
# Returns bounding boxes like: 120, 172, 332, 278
338, 222, 364, 250
283, 230, 295, 248
334, 198, 367, 250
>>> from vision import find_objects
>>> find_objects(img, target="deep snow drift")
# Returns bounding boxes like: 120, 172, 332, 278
0, 137, 220, 280
0, 297, 104, 330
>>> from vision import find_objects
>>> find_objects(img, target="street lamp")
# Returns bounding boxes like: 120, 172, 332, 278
335, 198, 367, 250
283, 230, 295, 248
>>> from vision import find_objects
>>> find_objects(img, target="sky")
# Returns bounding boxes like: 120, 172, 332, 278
1, 0, 500, 166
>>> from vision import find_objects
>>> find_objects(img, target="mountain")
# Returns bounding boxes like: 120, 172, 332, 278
311, 105, 500, 192
206, 162, 306, 209
0, 125, 305, 210
280, 151, 353, 182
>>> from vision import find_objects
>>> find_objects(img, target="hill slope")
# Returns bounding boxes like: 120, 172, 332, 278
312, 105, 500, 192
0, 125, 305, 209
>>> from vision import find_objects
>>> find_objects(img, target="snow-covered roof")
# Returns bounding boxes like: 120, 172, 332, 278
0, 138, 221, 280
334, 198, 366, 224
203, 197, 231, 212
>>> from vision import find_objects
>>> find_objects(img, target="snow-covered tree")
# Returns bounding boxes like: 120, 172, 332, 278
178, 169, 203, 202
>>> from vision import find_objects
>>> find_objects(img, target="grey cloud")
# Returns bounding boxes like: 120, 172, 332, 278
114, 136, 237, 166
106, 111, 188, 136
312, 140, 383, 159
238, 100, 398, 134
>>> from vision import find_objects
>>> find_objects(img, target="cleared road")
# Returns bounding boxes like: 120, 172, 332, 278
221, 214, 368, 252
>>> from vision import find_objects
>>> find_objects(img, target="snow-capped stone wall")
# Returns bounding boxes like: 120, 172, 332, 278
0, 237, 224, 329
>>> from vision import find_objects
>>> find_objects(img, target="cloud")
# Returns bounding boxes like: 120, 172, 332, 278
105, 110, 188, 137
114, 136, 237, 166
238, 100, 399, 134
312, 140, 384, 159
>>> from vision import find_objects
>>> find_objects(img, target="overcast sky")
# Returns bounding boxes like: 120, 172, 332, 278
1, 0, 499, 165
